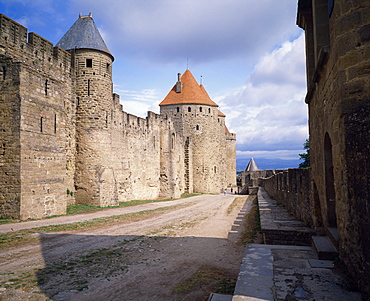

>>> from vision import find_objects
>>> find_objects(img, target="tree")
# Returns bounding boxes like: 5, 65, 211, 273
299, 139, 310, 168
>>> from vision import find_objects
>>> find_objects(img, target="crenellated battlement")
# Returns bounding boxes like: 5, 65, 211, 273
0, 14, 71, 76
226, 132, 236, 140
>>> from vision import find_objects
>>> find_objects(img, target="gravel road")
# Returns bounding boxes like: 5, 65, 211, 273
0, 193, 252, 301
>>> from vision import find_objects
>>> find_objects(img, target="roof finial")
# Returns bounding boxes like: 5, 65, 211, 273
89, 12, 93, 17
200, 75, 203, 85
79, 13, 82, 18
187, 58, 189, 70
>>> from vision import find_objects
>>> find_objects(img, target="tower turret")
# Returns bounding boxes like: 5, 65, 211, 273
57, 14, 116, 206
159, 70, 232, 193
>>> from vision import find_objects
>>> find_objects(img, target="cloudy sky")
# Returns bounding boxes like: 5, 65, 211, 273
0, 0, 308, 170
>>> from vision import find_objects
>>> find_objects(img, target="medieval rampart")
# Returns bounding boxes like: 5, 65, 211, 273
0, 14, 235, 220
0, 14, 75, 218
262, 169, 313, 228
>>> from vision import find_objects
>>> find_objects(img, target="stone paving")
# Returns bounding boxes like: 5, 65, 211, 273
230, 187, 362, 301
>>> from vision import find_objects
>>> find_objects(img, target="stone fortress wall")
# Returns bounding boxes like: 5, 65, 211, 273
0, 14, 235, 219
0, 14, 75, 219
259, 1, 370, 298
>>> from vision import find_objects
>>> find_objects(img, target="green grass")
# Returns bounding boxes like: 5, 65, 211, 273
1, 198, 174, 223
239, 196, 262, 245
180, 192, 203, 198
0, 203, 188, 248
173, 265, 237, 296
66, 198, 173, 215
0, 217, 20, 224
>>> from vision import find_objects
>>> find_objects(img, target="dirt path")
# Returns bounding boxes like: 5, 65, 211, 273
0, 194, 253, 301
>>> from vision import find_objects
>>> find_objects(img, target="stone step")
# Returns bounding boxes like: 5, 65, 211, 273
327, 227, 339, 249
208, 293, 233, 301
312, 235, 338, 260
232, 245, 274, 301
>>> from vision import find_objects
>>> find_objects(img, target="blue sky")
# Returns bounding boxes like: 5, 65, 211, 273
0, 0, 308, 170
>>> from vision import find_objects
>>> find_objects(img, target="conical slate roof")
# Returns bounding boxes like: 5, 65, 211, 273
159, 70, 218, 107
246, 158, 260, 171
56, 13, 113, 59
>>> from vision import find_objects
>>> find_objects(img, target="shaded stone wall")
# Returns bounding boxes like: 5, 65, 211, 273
0, 57, 21, 218
225, 132, 236, 187
263, 169, 313, 228
297, 0, 370, 297
0, 14, 75, 219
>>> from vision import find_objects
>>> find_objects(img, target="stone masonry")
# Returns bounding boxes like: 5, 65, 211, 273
0, 14, 236, 219
261, 1, 370, 298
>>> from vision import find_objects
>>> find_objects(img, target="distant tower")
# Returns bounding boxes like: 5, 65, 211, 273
56, 13, 116, 206
246, 158, 259, 172
159, 70, 234, 193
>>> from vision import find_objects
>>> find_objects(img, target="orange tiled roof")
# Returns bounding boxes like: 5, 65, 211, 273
225, 126, 230, 134
218, 110, 226, 117
159, 70, 219, 107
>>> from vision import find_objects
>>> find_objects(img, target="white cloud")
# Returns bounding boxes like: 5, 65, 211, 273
114, 85, 162, 117
218, 33, 308, 152
73, 0, 301, 65
237, 149, 301, 161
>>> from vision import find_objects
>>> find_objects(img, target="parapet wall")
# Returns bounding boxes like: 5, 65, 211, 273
0, 14, 71, 77
262, 168, 313, 228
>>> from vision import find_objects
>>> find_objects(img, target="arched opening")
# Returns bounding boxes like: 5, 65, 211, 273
312, 181, 323, 229
188, 107, 191, 112
324, 132, 337, 227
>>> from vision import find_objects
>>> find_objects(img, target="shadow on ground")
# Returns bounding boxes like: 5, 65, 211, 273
33, 202, 249, 300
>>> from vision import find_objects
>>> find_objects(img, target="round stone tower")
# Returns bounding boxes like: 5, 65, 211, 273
159, 70, 226, 193
56, 13, 116, 205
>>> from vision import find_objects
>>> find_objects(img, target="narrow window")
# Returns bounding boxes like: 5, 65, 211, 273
208, 108, 211, 113
171, 133, 175, 149
77, 97, 80, 106
54, 114, 57, 134
40, 117, 43, 132
86, 59, 92, 68
214, 166, 217, 173
188, 107, 191, 112
106, 112, 109, 127
106, 63, 110, 72
200, 107, 202, 112
196, 125, 199, 130
177, 107, 179, 112
1, 66, 5, 80
45, 80, 48, 95
87, 79, 91, 96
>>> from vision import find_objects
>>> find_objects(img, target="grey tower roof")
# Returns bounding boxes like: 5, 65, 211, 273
56, 13, 113, 59
246, 158, 260, 171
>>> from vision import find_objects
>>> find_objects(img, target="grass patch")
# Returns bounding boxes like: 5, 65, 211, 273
66, 198, 173, 215
173, 265, 237, 296
227, 197, 246, 214
180, 193, 203, 198
0, 217, 20, 224
0, 203, 189, 248
239, 196, 262, 245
